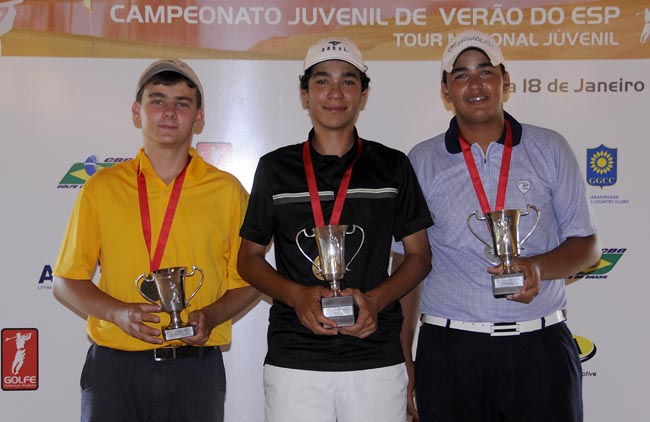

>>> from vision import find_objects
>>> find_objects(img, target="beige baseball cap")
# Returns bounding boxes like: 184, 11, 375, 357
136, 59, 204, 104
303, 38, 367, 73
441, 30, 504, 75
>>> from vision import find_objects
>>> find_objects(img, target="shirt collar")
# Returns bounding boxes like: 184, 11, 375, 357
135, 146, 208, 183
444, 111, 522, 154
307, 127, 360, 161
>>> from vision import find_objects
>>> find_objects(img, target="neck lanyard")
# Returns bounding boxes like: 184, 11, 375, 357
302, 137, 362, 227
459, 120, 513, 214
137, 163, 188, 271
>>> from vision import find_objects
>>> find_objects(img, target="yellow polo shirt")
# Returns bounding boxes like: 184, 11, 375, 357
54, 147, 249, 351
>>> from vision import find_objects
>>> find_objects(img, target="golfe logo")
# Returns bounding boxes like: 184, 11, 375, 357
2, 328, 38, 391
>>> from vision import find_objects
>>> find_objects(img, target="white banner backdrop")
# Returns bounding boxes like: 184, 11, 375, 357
1, 54, 648, 421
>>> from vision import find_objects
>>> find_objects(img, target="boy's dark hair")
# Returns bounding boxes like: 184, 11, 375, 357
135, 71, 203, 109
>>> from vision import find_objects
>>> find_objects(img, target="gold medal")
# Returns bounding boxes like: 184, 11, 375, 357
311, 256, 325, 280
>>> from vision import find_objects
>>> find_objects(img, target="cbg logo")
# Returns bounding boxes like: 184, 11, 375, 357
2, 328, 38, 391
587, 145, 617, 188
58, 155, 130, 188
567, 248, 626, 280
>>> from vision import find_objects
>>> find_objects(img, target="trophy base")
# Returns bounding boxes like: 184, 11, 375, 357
163, 325, 197, 341
321, 296, 355, 328
492, 273, 525, 298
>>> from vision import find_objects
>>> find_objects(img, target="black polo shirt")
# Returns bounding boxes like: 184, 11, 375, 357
240, 129, 432, 371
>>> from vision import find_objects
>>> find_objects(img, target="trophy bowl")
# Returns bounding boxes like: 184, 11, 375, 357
296, 224, 364, 327
135, 266, 204, 340
467, 205, 540, 297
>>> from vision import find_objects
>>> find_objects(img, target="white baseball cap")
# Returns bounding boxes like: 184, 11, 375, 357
441, 30, 504, 75
303, 38, 367, 73
136, 59, 204, 104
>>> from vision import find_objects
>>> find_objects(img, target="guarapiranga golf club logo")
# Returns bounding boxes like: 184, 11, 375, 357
587, 145, 617, 188
58, 155, 131, 188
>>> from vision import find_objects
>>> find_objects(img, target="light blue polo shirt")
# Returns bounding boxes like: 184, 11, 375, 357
398, 112, 596, 322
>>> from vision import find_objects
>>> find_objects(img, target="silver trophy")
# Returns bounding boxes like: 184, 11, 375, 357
467, 205, 540, 297
296, 224, 365, 327
135, 266, 204, 340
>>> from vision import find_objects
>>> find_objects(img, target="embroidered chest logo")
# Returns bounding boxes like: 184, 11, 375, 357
517, 180, 531, 194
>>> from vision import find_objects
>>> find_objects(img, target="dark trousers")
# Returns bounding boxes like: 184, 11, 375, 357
415, 322, 583, 422
80, 344, 226, 422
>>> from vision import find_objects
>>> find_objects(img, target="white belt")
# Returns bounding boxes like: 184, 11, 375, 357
420, 310, 566, 337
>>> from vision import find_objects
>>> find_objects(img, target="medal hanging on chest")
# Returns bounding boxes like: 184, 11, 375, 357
294, 138, 365, 327
133, 162, 205, 339
463, 120, 540, 297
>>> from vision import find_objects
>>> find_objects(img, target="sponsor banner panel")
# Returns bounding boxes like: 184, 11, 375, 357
0, 1, 649, 421
0, 1, 649, 59
1, 54, 648, 422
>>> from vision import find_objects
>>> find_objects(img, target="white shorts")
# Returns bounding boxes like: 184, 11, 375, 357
263, 363, 408, 422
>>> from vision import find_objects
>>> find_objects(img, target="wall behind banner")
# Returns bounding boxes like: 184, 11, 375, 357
1, 1, 650, 421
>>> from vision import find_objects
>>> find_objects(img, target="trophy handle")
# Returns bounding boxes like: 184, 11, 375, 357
183, 265, 204, 306
466, 211, 492, 248
295, 228, 321, 272
345, 224, 365, 271
518, 204, 540, 248
135, 273, 159, 305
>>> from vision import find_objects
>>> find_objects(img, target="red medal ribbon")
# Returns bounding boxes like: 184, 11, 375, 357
302, 137, 362, 227
459, 120, 513, 213
137, 162, 188, 271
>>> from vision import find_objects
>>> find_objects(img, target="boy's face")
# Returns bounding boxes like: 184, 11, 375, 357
301, 60, 368, 134
132, 80, 203, 149
441, 49, 509, 126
